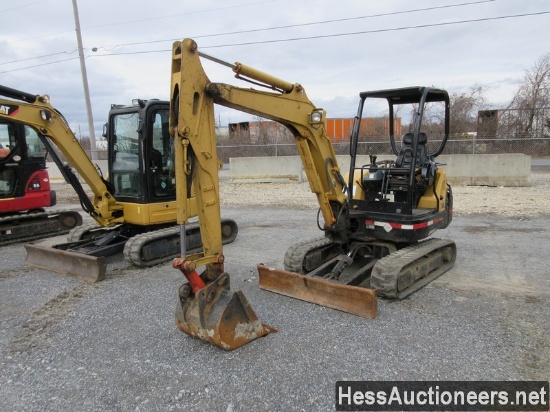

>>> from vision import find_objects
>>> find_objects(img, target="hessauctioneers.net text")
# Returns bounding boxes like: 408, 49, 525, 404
335, 381, 549, 411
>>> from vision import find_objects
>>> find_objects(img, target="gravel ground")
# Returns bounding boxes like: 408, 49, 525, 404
218, 170, 550, 217
1, 169, 549, 411
53, 170, 550, 218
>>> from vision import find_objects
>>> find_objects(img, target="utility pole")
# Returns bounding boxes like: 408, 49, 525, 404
71, 0, 97, 160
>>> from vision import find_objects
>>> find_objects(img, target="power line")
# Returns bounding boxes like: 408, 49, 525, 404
201, 10, 550, 49
0, 0, 499, 65
4, 0, 493, 53
83, 0, 277, 30
93, 0, 497, 51
93, 11, 550, 54
0, 57, 80, 74
2, 10, 547, 73
7, 0, 277, 44
0, 50, 78, 66
0, 0, 48, 13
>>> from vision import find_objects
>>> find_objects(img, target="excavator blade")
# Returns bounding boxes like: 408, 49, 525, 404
175, 273, 276, 350
24, 244, 106, 282
257, 264, 378, 319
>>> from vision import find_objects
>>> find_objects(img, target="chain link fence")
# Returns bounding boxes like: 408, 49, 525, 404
215, 137, 550, 163
83, 137, 550, 164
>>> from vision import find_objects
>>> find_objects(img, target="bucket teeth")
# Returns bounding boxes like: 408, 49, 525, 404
175, 273, 276, 350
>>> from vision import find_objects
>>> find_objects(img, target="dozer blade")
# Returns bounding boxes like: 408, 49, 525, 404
175, 273, 276, 350
24, 244, 106, 282
257, 264, 378, 319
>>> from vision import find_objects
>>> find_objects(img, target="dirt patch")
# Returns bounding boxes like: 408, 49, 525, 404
7, 284, 97, 354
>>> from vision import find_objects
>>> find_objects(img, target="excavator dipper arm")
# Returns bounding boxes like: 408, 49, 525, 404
169, 39, 277, 350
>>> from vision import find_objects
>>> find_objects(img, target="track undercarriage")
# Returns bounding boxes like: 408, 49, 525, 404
258, 235, 456, 317
0, 209, 82, 246
25, 219, 238, 282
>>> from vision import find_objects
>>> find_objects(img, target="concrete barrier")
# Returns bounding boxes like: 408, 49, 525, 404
47, 160, 109, 183
47, 154, 531, 187
229, 154, 532, 186
438, 154, 531, 187
229, 156, 304, 182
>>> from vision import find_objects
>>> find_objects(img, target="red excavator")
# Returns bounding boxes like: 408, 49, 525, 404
0, 86, 81, 245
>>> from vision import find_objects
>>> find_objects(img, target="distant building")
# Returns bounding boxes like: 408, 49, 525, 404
226, 117, 401, 144
326, 117, 402, 142
477, 108, 550, 138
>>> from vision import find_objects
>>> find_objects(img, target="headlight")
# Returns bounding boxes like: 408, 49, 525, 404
310, 109, 324, 124
40, 110, 52, 121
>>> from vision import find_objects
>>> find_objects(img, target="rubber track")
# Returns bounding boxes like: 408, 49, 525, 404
284, 236, 333, 274
124, 226, 187, 267
0, 209, 50, 224
66, 223, 104, 242
124, 219, 239, 267
371, 238, 456, 299
0, 209, 80, 246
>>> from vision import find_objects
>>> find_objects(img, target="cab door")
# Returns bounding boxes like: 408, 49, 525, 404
144, 104, 175, 202
108, 110, 147, 202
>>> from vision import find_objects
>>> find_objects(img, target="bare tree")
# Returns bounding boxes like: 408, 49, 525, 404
506, 53, 550, 137
449, 84, 487, 137
397, 86, 486, 141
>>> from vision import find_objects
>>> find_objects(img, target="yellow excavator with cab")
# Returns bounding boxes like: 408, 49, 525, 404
167, 38, 456, 350
0, 85, 237, 282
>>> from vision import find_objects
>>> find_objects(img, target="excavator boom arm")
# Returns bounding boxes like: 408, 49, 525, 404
207, 83, 347, 226
170, 39, 347, 233
0, 86, 123, 226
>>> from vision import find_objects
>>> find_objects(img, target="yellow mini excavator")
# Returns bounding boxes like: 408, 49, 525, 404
0, 85, 237, 282
168, 38, 456, 350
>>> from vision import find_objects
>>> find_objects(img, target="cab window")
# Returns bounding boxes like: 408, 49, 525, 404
0, 123, 16, 158
25, 126, 47, 158
111, 112, 141, 197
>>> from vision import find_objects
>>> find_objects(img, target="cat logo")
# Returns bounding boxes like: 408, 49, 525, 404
0, 104, 18, 116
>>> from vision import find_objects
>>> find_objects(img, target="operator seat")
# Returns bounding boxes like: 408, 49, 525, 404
395, 132, 428, 168
389, 132, 432, 206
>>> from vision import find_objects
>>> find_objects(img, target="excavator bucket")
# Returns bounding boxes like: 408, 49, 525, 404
175, 273, 276, 350
257, 264, 378, 319
24, 244, 106, 282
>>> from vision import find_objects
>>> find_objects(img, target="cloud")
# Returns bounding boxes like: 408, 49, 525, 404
1, 0, 549, 138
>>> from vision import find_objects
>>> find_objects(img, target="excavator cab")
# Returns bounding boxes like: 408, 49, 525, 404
106, 100, 175, 204
348, 87, 453, 243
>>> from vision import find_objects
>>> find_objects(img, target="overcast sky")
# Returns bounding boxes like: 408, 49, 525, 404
1, 0, 548, 139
